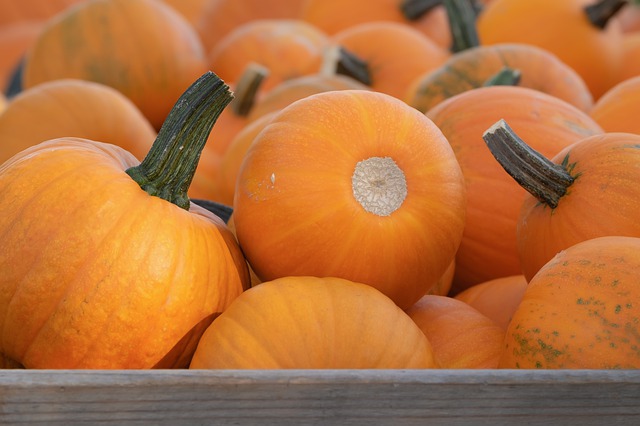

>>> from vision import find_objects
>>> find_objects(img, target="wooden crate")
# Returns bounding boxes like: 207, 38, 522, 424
1, 369, 639, 425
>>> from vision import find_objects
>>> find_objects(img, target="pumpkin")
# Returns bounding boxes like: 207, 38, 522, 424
207, 19, 330, 94
301, 0, 452, 49
325, 21, 450, 99
427, 259, 456, 296
21, 0, 208, 131
476, 0, 625, 99
405, 43, 594, 114
483, 119, 640, 282
426, 85, 604, 293
190, 276, 438, 369
406, 295, 505, 369
195, 0, 308, 53
454, 275, 528, 330
589, 75, 640, 134
0, 71, 250, 369
616, 32, 640, 84
233, 89, 466, 310
499, 236, 640, 369
159, 0, 208, 26
618, 0, 640, 32
0, 21, 41, 94
0, 79, 156, 164
0, 93, 6, 113
0, 0, 85, 26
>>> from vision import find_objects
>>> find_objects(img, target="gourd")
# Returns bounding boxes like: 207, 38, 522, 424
0, 71, 250, 369
589, 75, 640, 134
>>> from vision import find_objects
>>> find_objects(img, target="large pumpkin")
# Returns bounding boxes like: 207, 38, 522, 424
499, 236, 640, 369
190, 276, 438, 369
0, 72, 250, 369
233, 89, 466, 309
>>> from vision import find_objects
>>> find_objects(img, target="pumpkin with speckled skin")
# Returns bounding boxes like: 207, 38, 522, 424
499, 236, 640, 369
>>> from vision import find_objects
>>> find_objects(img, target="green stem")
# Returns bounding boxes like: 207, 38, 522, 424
585, 0, 627, 29
400, 0, 443, 20
482, 67, 522, 87
482, 119, 574, 209
231, 62, 269, 117
445, 0, 481, 53
126, 71, 233, 210
322, 46, 372, 86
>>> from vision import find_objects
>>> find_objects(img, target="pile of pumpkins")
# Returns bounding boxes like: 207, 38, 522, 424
0, 0, 640, 370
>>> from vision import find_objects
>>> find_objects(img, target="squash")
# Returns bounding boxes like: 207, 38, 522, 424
0, 0, 85, 26
21, 0, 208, 131
589, 75, 640, 134
476, 0, 626, 99
615, 33, 640, 85
233, 89, 466, 310
426, 86, 604, 293
190, 276, 438, 369
405, 43, 594, 114
158, 0, 208, 26
427, 259, 456, 296
0, 21, 41, 94
325, 21, 450, 99
0, 79, 156, 164
0, 71, 250, 369
483, 119, 640, 282
499, 236, 640, 369
406, 295, 505, 369
454, 275, 528, 330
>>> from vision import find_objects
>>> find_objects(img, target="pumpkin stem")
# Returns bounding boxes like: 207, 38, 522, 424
321, 45, 372, 86
444, 0, 481, 53
482, 119, 574, 209
231, 62, 269, 117
126, 71, 233, 210
400, 0, 442, 20
584, 0, 627, 29
482, 67, 522, 87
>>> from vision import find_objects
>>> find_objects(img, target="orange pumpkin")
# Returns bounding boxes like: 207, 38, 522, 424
21, 0, 208, 131
406, 295, 505, 369
427, 259, 456, 296
454, 275, 528, 330
483, 119, 640, 282
195, 0, 308, 53
0, 72, 250, 369
426, 86, 604, 293
405, 43, 594, 114
499, 236, 640, 369
0, 79, 156, 164
326, 21, 450, 99
589, 75, 640, 134
190, 276, 438, 369
233, 89, 466, 310
0, 0, 85, 26
616, 32, 640, 84
476, 0, 625, 99
207, 19, 330, 94
0, 21, 41, 94
301, 0, 451, 49
159, 0, 208, 26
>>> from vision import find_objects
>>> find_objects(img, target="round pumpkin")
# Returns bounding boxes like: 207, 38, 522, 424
589, 75, 640, 134
233, 89, 466, 310
190, 276, 438, 369
0, 79, 156, 164
499, 236, 640, 369
0, 72, 250, 369
406, 295, 505, 369
21, 0, 208, 130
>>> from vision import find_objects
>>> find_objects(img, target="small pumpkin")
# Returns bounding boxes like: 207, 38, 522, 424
499, 236, 640, 369
21, 0, 208, 130
0, 79, 156, 164
589, 75, 640, 134
190, 276, 438, 369
483, 119, 640, 281
406, 295, 505, 369
0, 72, 250, 369
233, 89, 466, 309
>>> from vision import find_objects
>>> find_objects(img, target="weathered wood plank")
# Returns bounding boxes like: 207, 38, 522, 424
0, 369, 639, 425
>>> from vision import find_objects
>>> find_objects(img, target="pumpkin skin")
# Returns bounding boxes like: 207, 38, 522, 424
406, 295, 505, 369
233, 90, 466, 310
0, 79, 156, 164
616, 32, 640, 84
499, 236, 640, 369
328, 21, 450, 100
159, 0, 208, 26
476, 0, 624, 99
0, 0, 85, 26
405, 43, 594, 114
514, 132, 640, 281
190, 276, 438, 369
589, 75, 640, 134
454, 275, 528, 331
426, 86, 604, 293
0, 21, 41, 93
21, 0, 208, 131
0, 72, 250, 369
